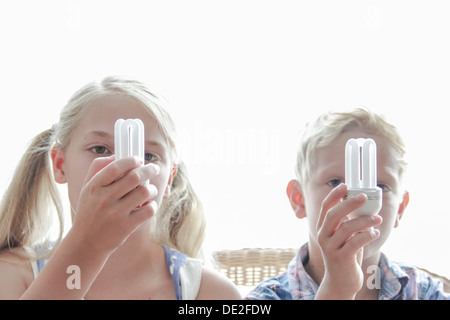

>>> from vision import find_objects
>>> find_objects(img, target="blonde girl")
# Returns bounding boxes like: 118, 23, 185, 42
0, 76, 241, 299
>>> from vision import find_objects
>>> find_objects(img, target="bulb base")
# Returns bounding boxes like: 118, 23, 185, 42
346, 187, 382, 217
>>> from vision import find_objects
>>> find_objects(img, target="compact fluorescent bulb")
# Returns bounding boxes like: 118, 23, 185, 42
114, 118, 147, 185
345, 138, 382, 216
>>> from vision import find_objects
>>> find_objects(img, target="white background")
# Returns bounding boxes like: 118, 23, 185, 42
0, 1, 448, 278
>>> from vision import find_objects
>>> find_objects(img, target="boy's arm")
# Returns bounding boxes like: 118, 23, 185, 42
315, 184, 382, 300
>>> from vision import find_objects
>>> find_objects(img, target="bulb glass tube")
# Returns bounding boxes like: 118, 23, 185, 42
114, 118, 147, 185
345, 138, 382, 216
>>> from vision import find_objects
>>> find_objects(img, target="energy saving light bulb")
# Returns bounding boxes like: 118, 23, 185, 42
114, 118, 147, 185
345, 138, 382, 216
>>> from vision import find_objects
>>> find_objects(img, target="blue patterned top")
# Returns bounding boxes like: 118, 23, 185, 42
162, 244, 187, 300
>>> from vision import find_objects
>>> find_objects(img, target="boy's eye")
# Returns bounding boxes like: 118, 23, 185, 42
327, 178, 343, 188
92, 146, 109, 154
377, 184, 391, 193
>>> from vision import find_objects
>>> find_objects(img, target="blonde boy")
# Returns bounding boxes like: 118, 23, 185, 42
246, 108, 448, 300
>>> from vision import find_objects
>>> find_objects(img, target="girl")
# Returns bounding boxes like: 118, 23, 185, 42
0, 76, 241, 299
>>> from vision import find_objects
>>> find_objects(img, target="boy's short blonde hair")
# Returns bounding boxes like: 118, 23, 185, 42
295, 107, 407, 186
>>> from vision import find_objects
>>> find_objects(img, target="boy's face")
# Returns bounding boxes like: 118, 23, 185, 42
291, 129, 409, 259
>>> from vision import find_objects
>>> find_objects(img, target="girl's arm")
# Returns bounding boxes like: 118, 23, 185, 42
18, 156, 158, 299
0, 250, 35, 299
196, 267, 242, 300
19, 232, 109, 299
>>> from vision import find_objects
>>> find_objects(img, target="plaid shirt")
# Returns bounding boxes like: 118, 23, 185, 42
246, 243, 449, 300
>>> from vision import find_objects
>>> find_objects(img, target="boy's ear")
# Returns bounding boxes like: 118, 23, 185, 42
164, 164, 178, 198
286, 179, 307, 219
51, 147, 67, 184
394, 190, 409, 228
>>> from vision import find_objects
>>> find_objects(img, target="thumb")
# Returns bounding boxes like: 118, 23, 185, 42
356, 247, 364, 266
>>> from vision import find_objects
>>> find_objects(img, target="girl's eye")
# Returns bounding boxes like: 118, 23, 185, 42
145, 152, 156, 162
327, 178, 343, 188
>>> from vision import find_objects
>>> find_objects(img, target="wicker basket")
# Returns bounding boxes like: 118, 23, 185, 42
212, 248, 297, 287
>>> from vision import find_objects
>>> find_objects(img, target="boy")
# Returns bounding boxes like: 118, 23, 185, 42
246, 108, 448, 300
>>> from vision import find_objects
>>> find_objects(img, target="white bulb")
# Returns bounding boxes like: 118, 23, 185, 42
114, 118, 147, 185
344, 138, 382, 216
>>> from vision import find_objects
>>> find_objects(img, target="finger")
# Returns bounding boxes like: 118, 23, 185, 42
321, 192, 370, 237
118, 183, 158, 212
83, 155, 116, 186
109, 163, 160, 199
341, 228, 380, 257
90, 156, 144, 187
126, 200, 158, 231
356, 247, 363, 266
333, 215, 383, 250
317, 183, 348, 231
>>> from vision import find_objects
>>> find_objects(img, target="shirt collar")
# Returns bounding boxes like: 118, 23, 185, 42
287, 243, 318, 300
378, 252, 410, 299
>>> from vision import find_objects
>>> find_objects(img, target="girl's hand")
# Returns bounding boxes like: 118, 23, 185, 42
70, 155, 160, 256
315, 184, 382, 299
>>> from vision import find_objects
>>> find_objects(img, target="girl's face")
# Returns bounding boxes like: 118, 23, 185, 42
298, 129, 409, 259
52, 94, 175, 218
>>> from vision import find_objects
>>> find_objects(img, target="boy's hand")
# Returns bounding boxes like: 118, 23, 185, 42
315, 184, 382, 299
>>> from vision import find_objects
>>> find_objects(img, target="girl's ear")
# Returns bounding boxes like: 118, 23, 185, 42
286, 179, 307, 219
394, 190, 409, 228
164, 164, 178, 198
51, 147, 67, 184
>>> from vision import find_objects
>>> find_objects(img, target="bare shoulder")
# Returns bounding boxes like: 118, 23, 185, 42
0, 248, 34, 299
196, 266, 242, 300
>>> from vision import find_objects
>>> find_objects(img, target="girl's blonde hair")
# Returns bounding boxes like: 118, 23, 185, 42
295, 107, 407, 186
0, 76, 205, 259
